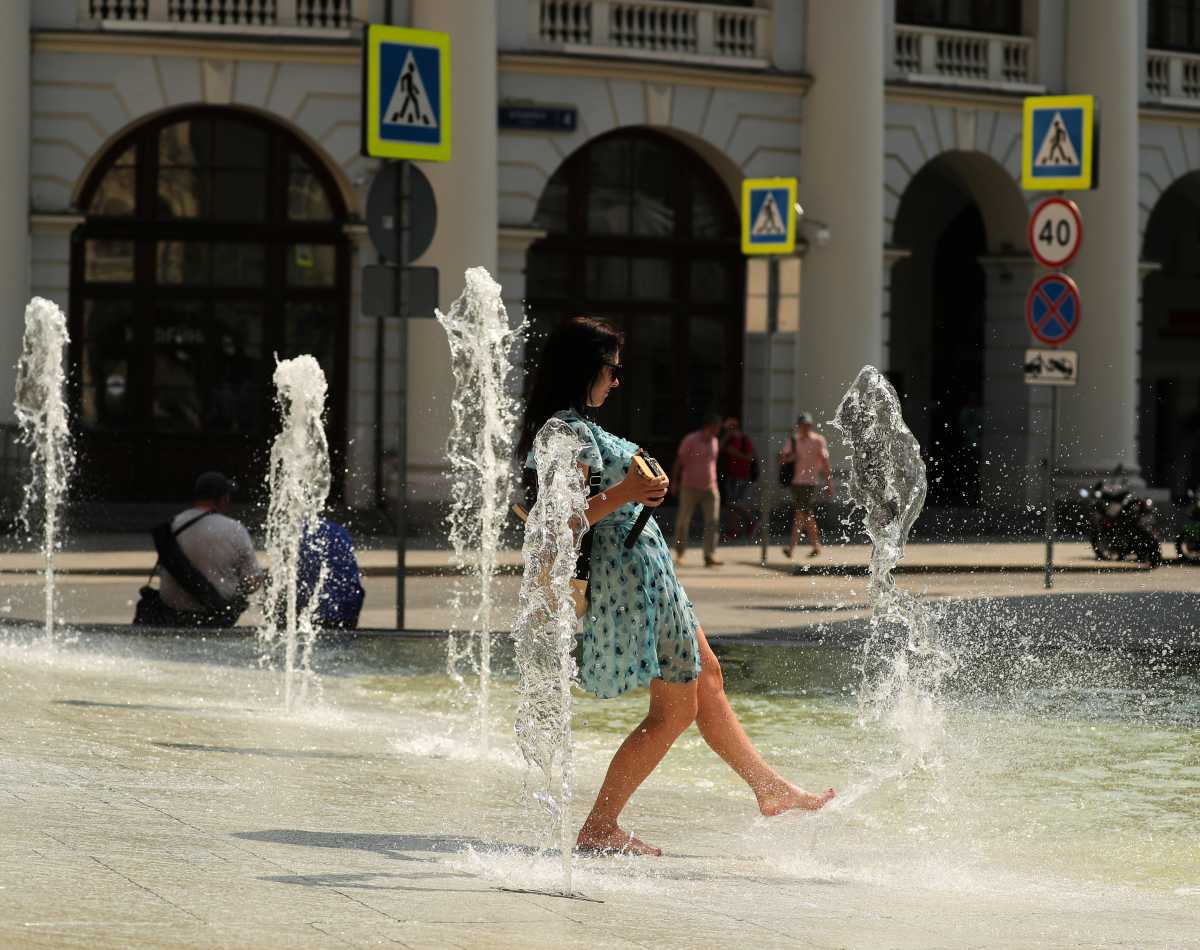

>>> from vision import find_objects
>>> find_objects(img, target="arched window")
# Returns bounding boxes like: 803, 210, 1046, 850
525, 130, 741, 467
71, 108, 349, 500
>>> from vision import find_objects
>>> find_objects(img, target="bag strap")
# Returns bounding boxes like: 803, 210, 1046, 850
144, 510, 216, 586
151, 513, 235, 612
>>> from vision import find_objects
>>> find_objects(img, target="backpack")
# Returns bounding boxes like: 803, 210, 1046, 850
778, 435, 796, 487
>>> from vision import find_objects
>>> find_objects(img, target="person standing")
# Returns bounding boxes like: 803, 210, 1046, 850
671, 414, 724, 567
718, 416, 757, 541
519, 316, 834, 857
778, 413, 833, 558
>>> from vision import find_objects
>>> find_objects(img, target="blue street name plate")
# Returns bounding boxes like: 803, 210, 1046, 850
498, 105, 578, 132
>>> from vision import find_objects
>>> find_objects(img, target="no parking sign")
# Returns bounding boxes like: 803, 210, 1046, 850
1025, 273, 1080, 346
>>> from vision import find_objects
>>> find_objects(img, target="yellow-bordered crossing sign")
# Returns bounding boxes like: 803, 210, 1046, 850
1021, 94, 1095, 191
363, 24, 451, 162
741, 178, 797, 255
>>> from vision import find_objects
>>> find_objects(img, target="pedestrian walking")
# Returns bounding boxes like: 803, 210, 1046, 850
778, 413, 833, 558
718, 416, 757, 541
671, 414, 724, 567
519, 316, 834, 857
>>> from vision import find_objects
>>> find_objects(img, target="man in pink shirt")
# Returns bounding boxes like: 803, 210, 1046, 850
670, 414, 723, 567
778, 412, 833, 557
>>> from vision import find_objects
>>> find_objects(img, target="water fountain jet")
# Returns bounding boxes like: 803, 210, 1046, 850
833, 365, 957, 772
14, 298, 74, 640
512, 418, 588, 896
259, 355, 331, 709
436, 267, 526, 752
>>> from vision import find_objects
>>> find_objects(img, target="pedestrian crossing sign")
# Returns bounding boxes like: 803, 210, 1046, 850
741, 178, 797, 255
363, 24, 451, 162
1022, 94, 1095, 191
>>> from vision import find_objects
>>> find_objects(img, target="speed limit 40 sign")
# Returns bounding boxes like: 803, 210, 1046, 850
1028, 197, 1082, 269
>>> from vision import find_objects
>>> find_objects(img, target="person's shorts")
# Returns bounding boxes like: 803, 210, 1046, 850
790, 483, 818, 513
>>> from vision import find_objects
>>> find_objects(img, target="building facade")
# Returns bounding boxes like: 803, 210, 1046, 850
3, 0, 1199, 519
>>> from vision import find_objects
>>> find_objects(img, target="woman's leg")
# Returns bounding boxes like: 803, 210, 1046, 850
692, 626, 834, 815
577, 677, 699, 856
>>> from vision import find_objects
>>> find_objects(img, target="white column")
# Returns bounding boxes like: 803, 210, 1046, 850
798, 1, 884, 446
0, 1, 30, 424
1060, 0, 1139, 480
408, 0, 499, 503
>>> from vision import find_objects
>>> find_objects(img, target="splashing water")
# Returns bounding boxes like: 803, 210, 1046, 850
259, 355, 332, 709
832, 365, 956, 772
512, 419, 588, 897
436, 267, 526, 752
14, 298, 74, 640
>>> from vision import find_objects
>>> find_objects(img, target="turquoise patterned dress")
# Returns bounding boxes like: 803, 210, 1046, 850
529, 409, 702, 699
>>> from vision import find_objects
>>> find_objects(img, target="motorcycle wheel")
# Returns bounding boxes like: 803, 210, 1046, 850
1177, 536, 1200, 564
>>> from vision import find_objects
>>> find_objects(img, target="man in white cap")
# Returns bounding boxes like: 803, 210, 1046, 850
778, 413, 833, 558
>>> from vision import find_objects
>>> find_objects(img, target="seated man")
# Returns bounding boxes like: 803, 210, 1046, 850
289, 517, 365, 631
156, 471, 264, 627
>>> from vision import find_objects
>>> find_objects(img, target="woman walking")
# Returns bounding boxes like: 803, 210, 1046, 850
520, 317, 834, 857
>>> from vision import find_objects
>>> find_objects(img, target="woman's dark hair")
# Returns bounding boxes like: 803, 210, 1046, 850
519, 315, 624, 457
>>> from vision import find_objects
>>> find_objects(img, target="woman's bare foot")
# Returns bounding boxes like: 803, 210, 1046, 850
576, 820, 662, 856
756, 782, 836, 817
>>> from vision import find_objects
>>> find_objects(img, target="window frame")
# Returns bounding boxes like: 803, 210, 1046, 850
69, 106, 351, 500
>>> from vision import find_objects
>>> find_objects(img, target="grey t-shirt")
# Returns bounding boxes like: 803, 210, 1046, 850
159, 508, 262, 612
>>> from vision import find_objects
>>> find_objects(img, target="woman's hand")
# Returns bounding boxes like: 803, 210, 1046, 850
621, 465, 669, 508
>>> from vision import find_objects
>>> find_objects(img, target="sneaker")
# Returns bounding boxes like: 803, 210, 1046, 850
782, 546, 793, 559
808, 547, 822, 558
704, 557, 724, 568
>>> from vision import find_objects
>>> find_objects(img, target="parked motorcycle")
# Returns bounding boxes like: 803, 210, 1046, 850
1079, 475, 1162, 567
1176, 489, 1200, 564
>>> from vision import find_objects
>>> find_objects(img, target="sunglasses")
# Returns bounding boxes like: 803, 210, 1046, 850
602, 360, 622, 381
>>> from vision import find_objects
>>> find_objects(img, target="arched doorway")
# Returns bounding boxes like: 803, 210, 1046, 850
1141, 173, 1200, 496
889, 151, 1026, 508
524, 129, 742, 467
70, 107, 350, 501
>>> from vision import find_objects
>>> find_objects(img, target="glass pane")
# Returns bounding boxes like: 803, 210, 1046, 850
158, 168, 208, 218
288, 155, 334, 221
151, 299, 266, 433
287, 244, 337, 287
630, 258, 671, 299
207, 301, 265, 433
157, 241, 210, 285
212, 244, 266, 286
89, 168, 137, 217
80, 299, 135, 427
631, 139, 675, 237
689, 259, 730, 301
85, 239, 135, 282
691, 180, 728, 239
587, 138, 632, 235
283, 299, 337, 388
212, 170, 267, 220
625, 316, 675, 441
151, 300, 207, 431
214, 121, 268, 168
526, 247, 569, 299
532, 174, 569, 233
159, 120, 212, 167
585, 256, 629, 298
687, 316, 726, 426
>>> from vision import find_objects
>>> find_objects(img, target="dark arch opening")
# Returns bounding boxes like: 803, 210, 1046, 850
70, 106, 351, 503
524, 128, 743, 469
891, 160, 988, 507
1140, 173, 1200, 495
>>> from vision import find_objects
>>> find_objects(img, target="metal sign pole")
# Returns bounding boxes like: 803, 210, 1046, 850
759, 255, 780, 567
1043, 385, 1059, 589
394, 159, 410, 629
